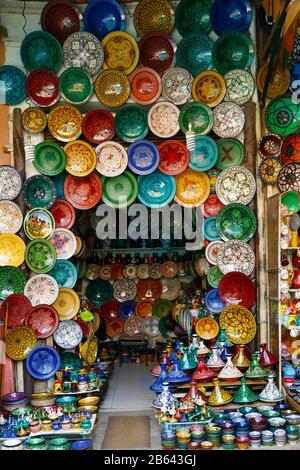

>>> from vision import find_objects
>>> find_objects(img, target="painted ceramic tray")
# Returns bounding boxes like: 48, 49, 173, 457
26, 345, 60, 380
213, 102, 245, 138
136, 299, 153, 319
138, 171, 176, 208
0, 65, 26, 105
115, 106, 148, 143
64, 173, 102, 210
0, 234, 25, 267
162, 67, 193, 105
195, 317, 219, 340
50, 199, 75, 230
211, 0, 252, 35
281, 135, 300, 164
219, 304, 256, 344
0, 200, 23, 234
113, 279, 137, 303
5, 326, 37, 360
124, 315, 143, 336
0, 267, 26, 299
1, 294, 32, 327
204, 288, 225, 313
130, 67, 162, 105
82, 109, 115, 145
22, 107, 47, 134
24, 274, 59, 306
102, 171, 138, 209
212, 32, 254, 75
175, 0, 212, 36
179, 102, 214, 135
64, 140, 96, 177
34, 142, 66, 177
148, 101, 180, 138
24, 208, 55, 240
86, 279, 113, 306
277, 163, 300, 192
63, 31, 104, 76
133, 0, 174, 37
202, 194, 224, 218
102, 31, 139, 75
59, 67, 93, 104
48, 104, 82, 142
95, 141, 128, 177
83, 0, 125, 40
49, 228, 77, 260
218, 271, 255, 308
106, 317, 124, 337
259, 158, 281, 185
176, 33, 214, 77
100, 299, 120, 321
205, 240, 224, 265
258, 134, 282, 159
192, 71, 226, 107
224, 69, 255, 105
142, 316, 160, 338
207, 265, 223, 288
217, 240, 255, 275
52, 287, 80, 320
128, 140, 159, 175
53, 320, 83, 349
265, 96, 300, 137
41, 0, 81, 44
216, 166, 256, 205
137, 279, 162, 300
20, 31, 62, 73
139, 33, 176, 76
22, 175, 57, 210
25, 305, 59, 338
26, 70, 60, 107
95, 69, 130, 108
25, 239, 57, 273
0, 166, 22, 201
153, 299, 172, 318
203, 216, 220, 241
148, 263, 162, 279
118, 300, 136, 320
189, 136, 218, 172
161, 277, 181, 301
161, 261, 177, 279
175, 168, 210, 207
216, 138, 245, 170
217, 203, 256, 242
158, 140, 189, 176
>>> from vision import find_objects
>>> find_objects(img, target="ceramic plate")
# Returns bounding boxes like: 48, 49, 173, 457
207, 265, 223, 288
189, 136, 218, 172
179, 102, 214, 135
20, 31, 62, 73
102, 31, 139, 75
102, 171, 138, 208
205, 240, 224, 265
64, 140, 96, 177
141, 316, 160, 337
26, 345, 60, 380
204, 288, 225, 313
0, 267, 26, 299
118, 300, 136, 320
113, 279, 137, 303
175, 168, 210, 207
25, 305, 59, 338
115, 106, 148, 143
176, 33, 214, 77
48, 260, 78, 288
59, 67, 93, 104
136, 299, 153, 319
49, 228, 77, 260
217, 203, 257, 242
219, 304, 256, 344
257, 63, 290, 100
25, 239, 57, 273
258, 134, 282, 159
148, 101, 180, 138
158, 140, 189, 176
161, 277, 181, 301
64, 173, 102, 210
24, 274, 59, 306
23, 208, 55, 240
136, 264, 150, 279
123, 264, 137, 279
217, 240, 255, 275
139, 32, 176, 77
98, 264, 111, 280
1, 294, 32, 327
100, 299, 120, 321
192, 71, 226, 107
195, 317, 219, 339
82, 109, 115, 145
133, 0, 174, 37
52, 287, 80, 320
175, 0, 212, 36
216, 166, 256, 205
63, 31, 104, 76
0, 166, 22, 201
53, 320, 83, 349
0, 234, 25, 267
137, 279, 162, 300
211, 0, 252, 35
50, 199, 75, 230
53, 171, 68, 199
216, 138, 245, 170
22, 107, 47, 134
277, 163, 300, 192
281, 135, 300, 164
124, 315, 143, 336
201, 194, 224, 218
0, 65, 26, 105
162, 67, 193, 105
259, 158, 282, 185
5, 326, 37, 361
152, 299, 172, 318
26, 70, 60, 107
212, 32, 254, 75
0, 200, 23, 234
203, 216, 220, 241
218, 271, 255, 308
224, 69, 255, 105
130, 67, 162, 105
265, 96, 300, 137
138, 171, 176, 208
86, 279, 113, 306
48, 104, 82, 142
95, 69, 130, 108
213, 102, 245, 138
95, 141, 128, 177
161, 261, 177, 279
127, 140, 159, 175
22, 175, 57, 210
41, 0, 81, 44
106, 317, 125, 337
148, 263, 162, 279
34, 142, 66, 176
83, 0, 126, 40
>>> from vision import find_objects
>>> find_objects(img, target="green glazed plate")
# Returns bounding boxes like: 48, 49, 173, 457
176, 33, 214, 77
265, 96, 300, 137
115, 106, 149, 143
158, 317, 168, 337
24, 208, 55, 240
59, 351, 83, 370
179, 102, 214, 135
212, 32, 254, 75
59, 67, 94, 104
207, 265, 223, 288
20, 31, 62, 73
102, 171, 138, 208
153, 299, 172, 318
216, 138, 245, 170
22, 175, 57, 209
216, 203, 257, 242
34, 142, 66, 176
0, 266, 26, 299
175, 0, 212, 36
48, 259, 78, 288
86, 279, 113, 307
25, 239, 57, 274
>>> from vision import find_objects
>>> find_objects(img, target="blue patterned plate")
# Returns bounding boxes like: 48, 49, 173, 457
128, 140, 160, 175
138, 171, 176, 208
203, 216, 221, 241
204, 288, 225, 313
49, 259, 78, 288
118, 300, 136, 320
83, 0, 126, 40
0, 66, 26, 105
26, 345, 60, 380
189, 136, 218, 172
210, 0, 253, 36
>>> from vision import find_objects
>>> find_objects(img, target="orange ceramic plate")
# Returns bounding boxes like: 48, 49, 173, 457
64, 140, 96, 177
102, 31, 139, 75
0, 234, 26, 267
106, 317, 125, 337
95, 69, 130, 108
48, 104, 82, 142
192, 71, 226, 107
175, 168, 210, 207
195, 317, 219, 340
130, 67, 162, 105
136, 299, 153, 319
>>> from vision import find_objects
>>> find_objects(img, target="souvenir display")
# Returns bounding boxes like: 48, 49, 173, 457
0, 166, 22, 201
158, 140, 190, 176
175, 0, 212, 36
82, 109, 115, 145
224, 69, 255, 105
204, 288, 225, 313
124, 316, 143, 336
53, 320, 83, 349
152, 299, 172, 318
0, 234, 25, 267
102, 171, 138, 208
216, 138, 245, 170
217, 240, 255, 275
25, 239, 57, 274
175, 169, 210, 207
48, 104, 82, 142
83, 0, 126, 40
138, 33, 176, 76
115, 106, 148, 143
212, 32, 254, 75
63, 31, 104, 76
258, 134, 282, 159
129, 67, 162, 105
161, 278, 181, 301
0, 294, 32, 327
142, 316, 160, 338
136, 300, 153, 319
20, 31, 62, 73
113, 280, 137, 303
192, 71, 226, 107
138, 171, 176, 208
24, 274, 59, 306
0, 65, 26, 105
0, 201, 23, 234
102, 32, 139, 75
95, 69, 130, 108
59, 67, 93, 104
207, 266, 223, 288
64, 173, 102, 210
26, 70, 60, 107
259, 158, 281, 184
40, 0, 81, 44
119, 300, 136, 320
25, 304, 59, 338
26, 346, 61, 380
213, 102, 245, 138
34, 142, 66, 177
133, 0, 175, 37
5, 326, 37, 361
22, 107, 47, 134
179, 102, 214, 135
0, 267, 26, 299
218, 272, 256, 308
52, 288, 80, 320
128, 141, 160, 176
176, 33, 214, 77
96, 141, 128, 177
219, 305, 257, 344
64, 140, 96, 177
22, 175, 57, 210
216, 203, 257, 242
148, 102, 180, 138
162, 67, 193, 105
216, 166, 256, 205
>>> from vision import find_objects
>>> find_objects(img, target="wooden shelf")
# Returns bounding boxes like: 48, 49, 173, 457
176, 379, 267, 390
53, 388, 100, 396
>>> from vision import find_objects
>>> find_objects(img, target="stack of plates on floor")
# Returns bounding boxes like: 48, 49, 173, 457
1, 392, 29, 411
30, 392, 55, 408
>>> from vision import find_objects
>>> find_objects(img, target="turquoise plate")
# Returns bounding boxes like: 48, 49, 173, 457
216, 203, 257, 242
212, 32, 254, 75
115, 106, 149, 143
0, 65, 26, 105
137, 171, 176, 208
20, 31, 63, 73
175, 0, 212, 36
176, 33, 214, 77
53, 170, 68, 199
86, 279, 113, 307
189, 136, 218, 171
49, 259, 78, 288
203, 216, 221, 241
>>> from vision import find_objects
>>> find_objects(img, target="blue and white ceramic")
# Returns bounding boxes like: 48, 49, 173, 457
128, 140, 160, 175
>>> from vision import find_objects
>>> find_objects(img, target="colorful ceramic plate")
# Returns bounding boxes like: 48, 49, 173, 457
195, 317, 219, 339
20, 31, 62, 73
259, 158, 282, 185
219, 304, 256, 344
148, 263, 162, 279
0, 200, 23, 234
207, 265, 223, 288
102, 31, 139, 75
41, 0, 81, 44
22, 175, 56, 210
257, 63, 290, 99
0, 166, 22, 201
161, 261, 177, 279
175, 0, 212, 36
218, 271, 255, 308
22, 107, 47, 134
25, 305, 59, 338
258, 134, 282, 159
158, 140, 190, 175
133, 0, 174, 37
202, 194, 224, 218
138, 33, 176, 76
53, 320, 83, 349
189, 136, 218, 172
124, 315, 143, 336
48, 104, 82, 142
123, 264, 137, 279
137, 279, 162, 300
64, 173, 102, 210
127, 140, 159, 175
52, 287, 80, 320
162, 67, 193, 105
34, 142, 66, 177
64, 140, 96, 177
176, 33, 214, 77
96, 141, 128, 177
281, 135, 300, 164
5, 326, 37, 360
86, 279, 113, 306
179, 102, 214, 135
277, 163, 300, 192
0, 267, 26, 299
102, 171, 138, 208
161, 277, 181, 301
83, 0, 125, 40
211, 0, 252, 35
0, 234, 25, 267
217, 240, 255, 275
26, 70, 60, 107
216, 138, 245, 170
0, 65, 26, 105
1, 294, 32, 327
118, 300, 136, 320
48, 260, 77, 288
106, 317, 124, 337
82, 109, 115, 145
148, 101, 180, 138
153, 299, 172, 318
49, 228, 77, 260
100, 299, 120, 321
63, 31, 104, 76
137, 264, 150, 279
175, 168, 210, 207
24, 274, 59, 306
142, 316, 160, 337
216, 166, 256, 205
113, 279, 137, 303
224, 69, 255, 105
203, 216, 220, 241
95, 69, 130, 108
212, 32, 254, 75
136, 299, 153, 319
205, 288, 225, 313
217, 203, 256, 242
266, 97, 300, 138
192, 71, 226, 107
138, 171, 176, 208
213, 102, 245, 138
53, 171, 68, 200
59, 67, 93, 104
24, 208, 55, 240
25, 239, 57, 273
26, 345, 60, 380
50, 199, 75, 230
115, 106, 148, 143
130, 67, 162, 105
205, 240, 224, 265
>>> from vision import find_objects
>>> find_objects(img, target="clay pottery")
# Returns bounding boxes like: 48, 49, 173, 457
166, 358, 191, 384
231, 343, 251, 360
245, 353, 269, 379
259, 343, 278, 367
182, 381, 207, 405
208, 378, 233, 406
218, 354, 244, 382
206, 346, 225, 371
192, 356, 217, 382
232, 344, 251, 370
258, 374, 285, 402
150, 362, 169, 392
233, 377, 258, 403
292, 270, 300, 289
151, 350, 168, 377
197, 340, 210, 356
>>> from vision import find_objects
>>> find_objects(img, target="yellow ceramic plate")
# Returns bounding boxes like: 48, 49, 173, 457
133, 0, 175, 37
192, 71, 226, 107
93, 311, 101, 332
86, 336, 98, 366
175, 168, 210, 207
219, 304, 257, 344
74, 236, 82, 256
52, 287, 80, 320
64, 140, 96, 177
48, 104, 82, 142
195, 317, 219, 340
79, 339, 88, 361
0, 234, 26, 267
257, 63, 290, 99
22, 107, 47, 133
95, 69, 130, 108
5, 326, 37, 360
102, 31, 139, 75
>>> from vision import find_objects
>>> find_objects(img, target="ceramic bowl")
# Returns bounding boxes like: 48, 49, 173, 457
239, 406, 257, 415
281, 409, 295, 417
286, 425, 299, 434
268, 417, 286, 428
286, 414, 300, 425
274, 404, 290, 411
262, 410, 280, 419
77, 405, 98, 414
256, 406, 273, 414
77, 396, 100, 407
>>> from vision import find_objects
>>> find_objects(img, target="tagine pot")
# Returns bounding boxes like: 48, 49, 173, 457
166, 359, 191, 384
151, 351, 168, 377
218, 354, 244, 382
245, 354, 269, 380
215, 329, 233, 348
197, 340, 210, 356
180, 347, 198, 370
258, 374, 285, 402
259, 343, 279, 367
232, 345, 251, 370
152, 382, 178, 410
208, 378, 233, 406
231, 343, 252, 360
150, 363, 169, 392
181, 381, 207, 405
232, 377, 258, 404
218, 341, 230, 362
192, 356, 217, 382
206, 347, 225, 371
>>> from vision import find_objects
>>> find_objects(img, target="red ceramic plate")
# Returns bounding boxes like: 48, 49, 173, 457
75, 318, 90, 338
82, 109, 115, 145
100, 299, 120, 322
201, 194, 224, 217
281, 135, 300, 164
25, 304, 59, 338
218, 272, 256, 309
64, 172, 102, 210
137, 279, 162, 300
139, 33, 176, 76
50, 199, 76, 229
26, 70, 60, 107
41, 0, 82, 45
1, 294, 32, 328
129, 67, 162, 105
158, 140, 190, 176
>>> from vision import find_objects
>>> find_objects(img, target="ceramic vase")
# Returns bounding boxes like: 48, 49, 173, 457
192, 356, 217, 382
208, 378, 233, 406
233, 377, 258, 403
150, 363, 169, 392
218, 354, 244, 382
233, 345, 251, 370
245, 354, 269, 379
180, 347, 198, 370
258, 374, 285, 402
259, 343, 279, 367
206, 347, 225, 371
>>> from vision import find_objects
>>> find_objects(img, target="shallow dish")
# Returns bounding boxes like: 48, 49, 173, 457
176, 33, 214, 77
102, 31, 139, 75
210, 0, 252, 35
138, 33, 176, 76
22, 175, 57, 209
175, 0, 212, 36
130, 67, 162, 105
127, 140, 159, 175
63, 31, 104, 76
83, 0, 126, 40
212, 32, 254, 75
148, 101, 180, 138
64, 140, 96, 177
26, 70, 60, 107
0, 65, 26, 105
115, 106, 148, 143
59, 67, 93, 104
138, 171, 176, 208
102, 171, 138, 208
95, 69, 130, 108
21, 31, 62, 73
34, 142, 66, 176
64, 173, 102, 210
48, 104, 82, 142
133, 0, 174, 37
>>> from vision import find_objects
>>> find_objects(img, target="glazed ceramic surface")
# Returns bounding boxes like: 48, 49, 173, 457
148, 102, 180, 138
34, 142, 66, 177
175, 0, 212, 36
158, 140, 190, 175
24, 274, 59, 306
277, 163, 300, 192
195, 317, 219, 339
64, 140, 96, 177
176, 33, 214, 77
265, 96, 300, 137
25, 304, 59, 338
115, 106, 148, 143
0, 267, 26, 299
212, 32, 254, 75
50, 199, 75, 230
192, 71, 226, 107
26, 70, 60, 107
25, 239, 57, 273
22, 107, 47, 134
220, 304, 256, 344
216, 166, 256, 205
0, 201, 23, 234
113, 279, 137, 303
218, 271, 256, 308
95, 141, 128, 177
161, 277, 181, 301
224, 69, 255, 105
205, 240, 224, 265
5, 326, 37, 360
86, 279, 113, 306
41, 0, 82, 44
210, 0, 252, 35
0, 166, 22, 201
162, 67, 193, 105
175, 168, 210, 207
139, 33, 176, 76
48, 260, 77, 288
26, 345, 60, 380
52, 288, 80, 320
0, 234, 25, 267
216, 203, 257, 242
53, 320, 83, 349
102, 171, 138, 208
102, 32, 139, 75
0, 294, 31, 327
0, 66, 26, 105
20, 31, 62, 73
49, 228, 77, 260
216, 138, 245, 170
179, 102, 214, 135
133, 0, 174, 37
48, 104, 82, 142
128, 140, 159, 175
95, 69, 130, 107
213, 102, 245, 138
138, 171, 176, 208
22, 175, 57, 210
83, 0, 126, 40
130, 67, 162, 105
64, 173, 102, 210
217, 240, 255, 275
63, 32, 104, 76
82, 109, 115, 144
59, 67, 93, 104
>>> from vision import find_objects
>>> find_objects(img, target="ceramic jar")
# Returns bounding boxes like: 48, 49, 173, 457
54, 380, 63, 393
72, 418, 81, 430
29, 420, 41, 433
63, 381, 72, 393
78, 380, 88, 392
41, 419, 52, 432
52, 420, 62, 431
61, 418, 72, 431
2, 439, 24, 450
81, 418, 92, 430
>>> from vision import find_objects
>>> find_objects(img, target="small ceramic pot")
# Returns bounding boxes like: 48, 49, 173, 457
52, 420, 62, 431
61, 419, 72, 431
72, 419, 81, 430
41, 419, 52, 432
78, 381, 88, 392
29, 420, 41, 433
63, 381, 72, 393
81, 418, 92, 430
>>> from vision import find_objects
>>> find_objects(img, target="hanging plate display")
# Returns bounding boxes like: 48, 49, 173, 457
25, 305, 59, 338
189, 136, 218, 172
113, 279, 137, 303
218, 272, 256, 308
219, 304, 256, 344
175, 0, 212, 36
48, 260, 77, 288
203, 216, 220, 241
212, 32, 254, 75
258, 134, 282, 159
59, 67, 93, 104
86, 279, 113, 306
34, 142, 66, 177
64, 140, 96, 177
124, 315, 143, 336
205, 240, 224, 265
152, 299, 172, 318
41, 0, 81, 44
217, 240, 255, 275
192, 71, 226, 107
100, 299, 120, 321
224, 69, 255, 105
26, 70, 60, 107
0, 200, 23, 234
0, 267, 26, 300
50, 199, 75, 230
281, 135, 300, 164
95, 69, 130, 108
137, 264, 150, 279
139, 33, 176, 76
137, 279, 162, 300
22, 175, 57, 210
102, 31, 139, 75
0, 234, 25, 267
119, 300, 136, 320
53, 171, 68, 200
136, 299, 153, 319
265, 96, 300, 137
22, 107, 47, 134
257, 63, 290, 99
115, 106, 148, 143
5, 326, 37, 361
216, 138, 245, 170
158, 140, 190, 176
216, 166, 256, 205
176, 33, 214, 77
213, 102, 245, 138
85, 336, 98, 366
207, 265, 223, 288
49, 228, 77, 260
52, 288, 80, 320
0, 166, 22, 201
26, 345, 60, 380
82, 109, 115, 145
161, 261, 177, 279
161, 277, 181, 301
195, 317, 219, 340
48, 104, 82, 142
23, 208, 55, 240
128, 140, 159, 175
53, 320, 83, 349
106, 317, 125, 337
83, 0, 125, 40
216, 203, 257, 242
102, 171, 138, 209
25, 239, 57, 273
210, 0, 252, 35
277, 163, 300, 192
98, 264, 111, 280
142, 316, 160, 337
63, 32, 104, 76
175, 168, 210, 207
148, 263, 162, 279
123, 264, 137, 279
133, 0, 174, 37
64, 173, 102, 210
162, 67, 193, 105
148, 101, 180, 138
130, 67, 162, 105
0, 294, 32, 327
205, 288, 225, 313
202, 194, 224, 218
24, 274, 59, 306
20, 31, 62, 73
259, 158, 281, 185
138, 171, 176, 208
0, 65, 26, 105
95, 141, 128, 177
179, 102, 214, 135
